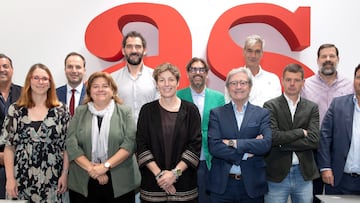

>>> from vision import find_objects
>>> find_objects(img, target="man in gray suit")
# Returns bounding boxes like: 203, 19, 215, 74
263, 63, 320, 203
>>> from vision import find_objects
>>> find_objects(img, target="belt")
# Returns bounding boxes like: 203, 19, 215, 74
229, 174, 242, 180
346, 173, 360, 177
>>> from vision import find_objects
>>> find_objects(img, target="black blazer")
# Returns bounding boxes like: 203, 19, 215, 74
263, 94, 320, 182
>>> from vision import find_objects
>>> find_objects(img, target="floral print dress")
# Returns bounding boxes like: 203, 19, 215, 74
1, 103, 70, 203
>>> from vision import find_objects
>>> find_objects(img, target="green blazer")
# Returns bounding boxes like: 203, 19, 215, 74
177, 87, 225, 169
66, 103, 141, 198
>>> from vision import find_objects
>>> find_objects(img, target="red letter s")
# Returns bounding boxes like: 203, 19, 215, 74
207, 3, 313, 80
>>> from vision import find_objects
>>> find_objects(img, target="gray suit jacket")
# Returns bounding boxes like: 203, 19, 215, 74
263, 94, 320, 182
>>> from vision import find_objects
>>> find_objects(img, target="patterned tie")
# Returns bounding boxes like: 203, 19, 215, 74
69, 89, 76, 116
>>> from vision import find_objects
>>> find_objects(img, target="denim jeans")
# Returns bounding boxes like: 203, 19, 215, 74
265, 165, 313, 203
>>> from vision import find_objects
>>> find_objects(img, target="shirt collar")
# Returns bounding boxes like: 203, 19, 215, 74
231, 100, 248, 113
67, 83, 84, 93
283, 93, 300, 106
190, 87, 206, 97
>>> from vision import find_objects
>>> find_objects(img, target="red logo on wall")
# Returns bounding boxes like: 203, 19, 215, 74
85, 3, 312, 88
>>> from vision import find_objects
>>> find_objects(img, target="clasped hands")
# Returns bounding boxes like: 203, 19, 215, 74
88, 162, 109, 185
156, 170, 177, 195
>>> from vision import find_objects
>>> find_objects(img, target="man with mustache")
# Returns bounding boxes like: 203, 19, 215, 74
301, 43, 353, 203
177, 57, 225, 203
111, 31, 159, 123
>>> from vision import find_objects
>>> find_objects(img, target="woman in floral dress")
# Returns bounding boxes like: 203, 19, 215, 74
1, 63, 70, 203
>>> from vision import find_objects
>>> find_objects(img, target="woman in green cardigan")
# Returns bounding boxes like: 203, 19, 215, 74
66, 71, 140, 203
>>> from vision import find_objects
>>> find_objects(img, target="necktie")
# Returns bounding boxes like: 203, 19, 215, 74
69, 89, 76, 116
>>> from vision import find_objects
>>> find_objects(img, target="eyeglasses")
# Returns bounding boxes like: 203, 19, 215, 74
228, 80, 249, 87
189, 67, 207, 73
31, 75, 50, 82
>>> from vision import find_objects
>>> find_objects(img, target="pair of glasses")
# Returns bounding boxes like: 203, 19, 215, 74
228, 80, 249, 87
31, 75, 50, 82
189, 67, 207, 73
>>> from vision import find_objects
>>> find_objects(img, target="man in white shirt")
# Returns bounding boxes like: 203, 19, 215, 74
240, 34, 281, 107
111, 31, 159, 123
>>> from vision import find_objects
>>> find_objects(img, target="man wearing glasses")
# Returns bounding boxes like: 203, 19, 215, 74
111, 31, 159, 123
207, 67, 272, 202
177, 57, 225, 203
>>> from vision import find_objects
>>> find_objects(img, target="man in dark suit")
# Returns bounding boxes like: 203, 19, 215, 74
263, 63, 320, 203
207, 67, 272, 203
0, 53, 22, 199
317, 64, 360, 195
56, 52, 86, 115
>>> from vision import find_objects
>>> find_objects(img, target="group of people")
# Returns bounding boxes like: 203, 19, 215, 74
0, 31, 359, 203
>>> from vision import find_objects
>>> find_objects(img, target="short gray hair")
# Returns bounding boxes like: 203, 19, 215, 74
244, 34, 265, 50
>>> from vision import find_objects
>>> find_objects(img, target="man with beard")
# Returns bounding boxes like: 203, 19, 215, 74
111, 31, 159, 123
56, 52, 87, 116
177, 57, 225, 203
230, 34, 281, 107
301, 44, 353, 203
317, 64, 360, 196
0, 53, 22, 199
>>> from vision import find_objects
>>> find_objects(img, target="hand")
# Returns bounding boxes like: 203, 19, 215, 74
222, 139, 237, 147
303, 129, 308, 137
248, 134, 264, 158
163, 184, 176, 195
157, 170, 177, 191
88, 163, 107, 179
256, 134, 263, 139
97, 174, 109, 185
5, 177, 18, 199
57, 171, 68, 194
321, 170, 334, 186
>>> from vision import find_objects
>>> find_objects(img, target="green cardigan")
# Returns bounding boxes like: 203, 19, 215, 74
66, 104, 141, 197
177, 87, 225, 169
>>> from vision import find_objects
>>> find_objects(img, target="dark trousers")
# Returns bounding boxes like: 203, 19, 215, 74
0, 167, 5, 199
312, 177, 323, 203
197, 161, 210, 203
69, 172, 135, 203
209, 178, 263, 203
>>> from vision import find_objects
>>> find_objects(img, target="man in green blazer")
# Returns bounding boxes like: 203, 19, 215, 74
177, 57, 225, 203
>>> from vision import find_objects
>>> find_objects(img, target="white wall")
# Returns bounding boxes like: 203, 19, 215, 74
1, 0, 358, 93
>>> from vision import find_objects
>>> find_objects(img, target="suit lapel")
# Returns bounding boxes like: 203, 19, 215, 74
344, 95, 355, 141
279, 96, 293, 127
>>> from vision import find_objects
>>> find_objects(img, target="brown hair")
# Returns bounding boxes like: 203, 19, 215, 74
82, 71, 123, 104
17, 63, 60, 108
153, 62, 180, 82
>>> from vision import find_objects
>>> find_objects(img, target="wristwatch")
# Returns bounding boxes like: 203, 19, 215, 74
172, 168, 182, 180
104, 162, 111, 169
228, 140, 235, 148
